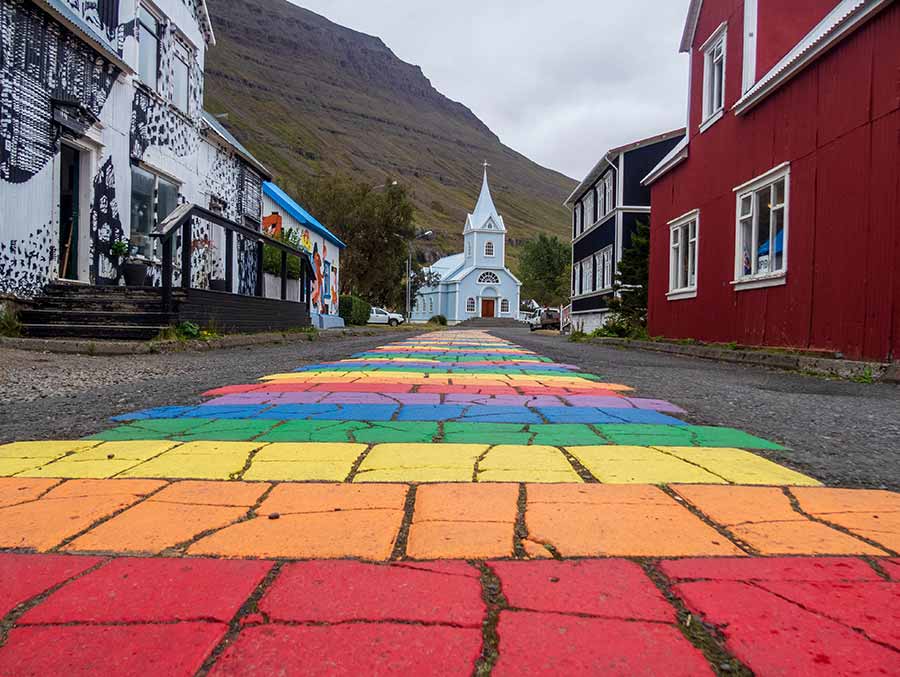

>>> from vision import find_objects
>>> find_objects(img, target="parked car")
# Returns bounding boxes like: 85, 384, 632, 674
368, 307, 406, 327
529, 308, 560, 331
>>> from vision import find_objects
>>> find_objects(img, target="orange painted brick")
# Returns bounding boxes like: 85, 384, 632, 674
64, 501, 248, 555
0, 478, 59, 508
0, 479, 164, 551
150, 480, 270, 507
407, 521, 514, 559
674, 486, 887, 556
406, 484, 518, 560
526, 484, 743, 557
413, 484, 519, 523
792, 487, 900, 552
187, 484, 407, 560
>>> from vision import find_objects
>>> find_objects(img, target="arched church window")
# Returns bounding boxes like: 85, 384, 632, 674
466, 297, 476, 313
484, 241, 495, 257
478, 272, 500, 284
500, 299, 510, 313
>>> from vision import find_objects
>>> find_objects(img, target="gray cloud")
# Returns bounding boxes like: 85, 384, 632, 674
291, 0, 689, 180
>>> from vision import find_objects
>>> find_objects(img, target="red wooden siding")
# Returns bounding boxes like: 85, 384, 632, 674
757, 0, 836, 75
648, 2, 900, 361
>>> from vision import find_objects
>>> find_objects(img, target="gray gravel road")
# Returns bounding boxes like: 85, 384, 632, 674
492, 328, 900, 491
0, 332, 421, 444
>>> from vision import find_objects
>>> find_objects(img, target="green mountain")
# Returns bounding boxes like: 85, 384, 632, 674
203, 0, 576, 265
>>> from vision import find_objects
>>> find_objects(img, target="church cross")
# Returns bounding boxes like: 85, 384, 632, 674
482, 161, 490, 170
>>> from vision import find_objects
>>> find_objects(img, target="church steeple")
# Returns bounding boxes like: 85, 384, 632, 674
465, 163, 506, 234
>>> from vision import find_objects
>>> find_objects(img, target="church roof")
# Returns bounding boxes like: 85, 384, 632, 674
465, 168, 505, 232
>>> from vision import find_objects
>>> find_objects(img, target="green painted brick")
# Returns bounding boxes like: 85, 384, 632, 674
353, 422, 439, 444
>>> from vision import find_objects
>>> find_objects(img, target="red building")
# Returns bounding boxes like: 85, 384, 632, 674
643, 0, 899, 362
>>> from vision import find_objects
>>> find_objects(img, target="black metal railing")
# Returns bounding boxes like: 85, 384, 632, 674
151, 203, 312, 312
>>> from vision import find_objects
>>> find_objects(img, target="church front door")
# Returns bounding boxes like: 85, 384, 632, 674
481, 299, 496, 318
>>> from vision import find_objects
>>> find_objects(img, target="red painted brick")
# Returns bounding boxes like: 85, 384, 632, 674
208, 624, 482, 676
493, 611, 713, 676
0, 623, 226, 677
396, 561, 482, 579
0, 554, 103, 617
758, 581, 900, 649
19, 557, 272, 624
202, 384, 268, 396
661, 557, 881, 582
490, 560, 672, 622
259, 560, 483, 626
306, 383, 413, 393
884, 559, 900, 580
674, 581, 900, 674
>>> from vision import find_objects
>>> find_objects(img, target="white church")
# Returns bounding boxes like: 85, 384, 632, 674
411, 168, 521, 324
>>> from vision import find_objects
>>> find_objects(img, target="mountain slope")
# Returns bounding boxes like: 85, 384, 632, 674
203, 0, 576, 264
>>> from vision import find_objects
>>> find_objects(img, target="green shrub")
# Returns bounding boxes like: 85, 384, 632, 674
340, 295, 371, 326
263, 228, 302, 280
175, 321, 201, 340
0, 304, 21, 338
428, 315, 447, 326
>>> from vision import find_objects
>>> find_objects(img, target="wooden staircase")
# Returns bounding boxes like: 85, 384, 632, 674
456, 317, 525, 329
19, 284, 177, 341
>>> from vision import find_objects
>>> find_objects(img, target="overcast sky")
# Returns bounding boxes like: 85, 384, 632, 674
292, 0, 690, 180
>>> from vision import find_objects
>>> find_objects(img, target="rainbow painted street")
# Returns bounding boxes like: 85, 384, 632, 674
0, 331, 897, 675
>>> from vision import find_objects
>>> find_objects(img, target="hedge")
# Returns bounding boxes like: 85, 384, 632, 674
340, 295, 372, 326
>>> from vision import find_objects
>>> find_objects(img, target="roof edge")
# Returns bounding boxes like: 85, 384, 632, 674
565, 128, 686, 206
262, 182, 347, 249
641, 136, 690, 187
680, 0, 704, 52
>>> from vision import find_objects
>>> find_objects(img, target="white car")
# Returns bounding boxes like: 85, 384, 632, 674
368, 307, 405, 327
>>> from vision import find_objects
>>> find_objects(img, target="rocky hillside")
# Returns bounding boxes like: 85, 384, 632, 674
203, 0, 576, 264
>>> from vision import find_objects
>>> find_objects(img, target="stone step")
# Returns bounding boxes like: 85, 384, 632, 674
19, 309, 173, 327
21, 323, 168, 341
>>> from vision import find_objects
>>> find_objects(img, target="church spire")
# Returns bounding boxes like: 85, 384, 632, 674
469, 162, 502, 230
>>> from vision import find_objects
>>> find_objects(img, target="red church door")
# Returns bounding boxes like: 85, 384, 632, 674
481, 299, 496, 318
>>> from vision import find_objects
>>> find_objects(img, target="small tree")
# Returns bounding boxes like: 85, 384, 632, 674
607, 219, 650, 333
518, 234, 571, 307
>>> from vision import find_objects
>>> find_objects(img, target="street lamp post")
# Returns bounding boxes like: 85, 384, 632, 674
406, 230, 433, 321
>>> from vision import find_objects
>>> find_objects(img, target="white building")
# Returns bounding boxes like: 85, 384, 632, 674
411, 169, 521, 324
0, 0, 269, 298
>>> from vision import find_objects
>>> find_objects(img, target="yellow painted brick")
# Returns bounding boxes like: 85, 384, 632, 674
658, 447, 822, 486
0, 441, 101, 459
0, 458, 43, 476
479, 445, 581, 483
253, 443, 364, 463
74, 440, 181, 461
19, 459, 142, 479
244, 461, 354, 482
120, 452, 250, 480
165, 441, 264, 456
354, 467, 475, 483
567, 446, 726, 485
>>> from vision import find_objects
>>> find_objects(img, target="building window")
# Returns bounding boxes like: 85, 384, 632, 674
466, 297, 476, 313
572, 264, 577, 294
584, 190, 594, 228
702, 25, 727, 123
599, 246, 614, 290
466, 241, 472, 258
429, 297, 434, 313
138, 6, 160, 91
604, 174, 614, 214
735, 164, 789, 286
130, 165, 179, 258
668, 210, 699, 297
478, 271, 500, 284
484, 241, 495, 257
500, 299, 510, 314
172, 41, 191, 113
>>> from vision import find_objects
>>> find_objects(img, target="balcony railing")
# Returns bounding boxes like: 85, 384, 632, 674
151, 203, 312, 312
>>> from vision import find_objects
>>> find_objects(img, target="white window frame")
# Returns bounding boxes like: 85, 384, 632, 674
600, 246, 614, 291
733, 163, 790, 291
500, 298, 510, 314
584, 190, 595, 227
700, 23, 727, 131
667, 209, 700, 300
477, 271, 500, 285
604, 174, 614, 215
484, 241, 495, 257
138, 4, 161, 91
466, 297, 476, 313
171, 39, 191, 113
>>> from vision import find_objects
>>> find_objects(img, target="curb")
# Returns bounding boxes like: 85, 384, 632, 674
588, 337, 891, 382
0, 326, 426, 357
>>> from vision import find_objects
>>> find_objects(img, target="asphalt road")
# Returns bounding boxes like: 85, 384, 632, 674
0, 331, 420, 445
491, 327, 900, 491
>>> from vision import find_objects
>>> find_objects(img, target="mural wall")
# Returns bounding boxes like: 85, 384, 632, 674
0, 0, 265, 299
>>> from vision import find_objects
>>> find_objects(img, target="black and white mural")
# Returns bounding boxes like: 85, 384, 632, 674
0, 0, 118, 184
89, 156, 124, 280
0, 224, 55, 296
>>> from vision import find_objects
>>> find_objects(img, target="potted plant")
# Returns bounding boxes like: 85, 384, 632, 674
122, 244, 151, 287
98, 239, 129, 286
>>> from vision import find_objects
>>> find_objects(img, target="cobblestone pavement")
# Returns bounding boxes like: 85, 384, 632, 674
0, 330, 897, 675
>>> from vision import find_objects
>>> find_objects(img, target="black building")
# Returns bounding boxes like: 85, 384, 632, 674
564, 129, 685, 331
